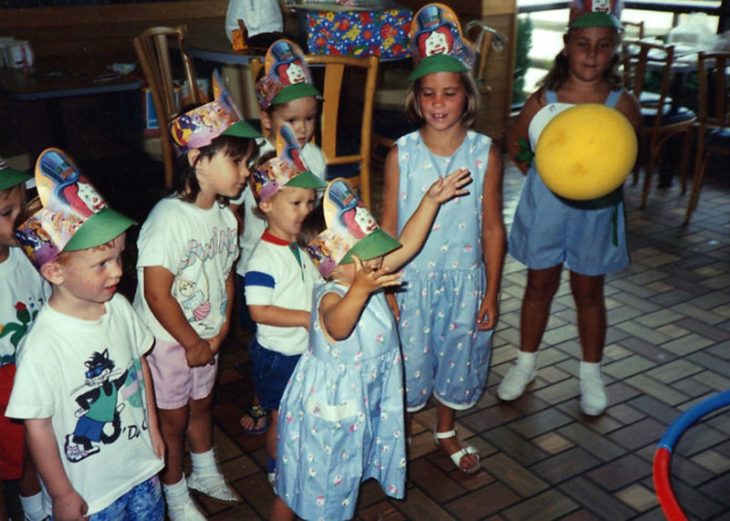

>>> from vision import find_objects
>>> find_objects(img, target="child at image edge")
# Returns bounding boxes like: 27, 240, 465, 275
274, 170, 472, 521
243, 123, 327, 489
231, 38, 326, 436
133, 75, 261, 520
381, 3, 506, 474
0, 159, 46, 521
499, 0, 641, 415
7, 148, 165, 520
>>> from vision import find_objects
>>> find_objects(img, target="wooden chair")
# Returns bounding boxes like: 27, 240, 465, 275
133, 26, 204, 188
621, 40, 696, 208
685, 51, 730, 224
250, 54, 379, 208
622, 20, 645, 40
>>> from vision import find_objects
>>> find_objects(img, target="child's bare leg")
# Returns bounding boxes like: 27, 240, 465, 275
159, 406, 190, 485
521, 265, 562, 351
267, 410, 279, 462
570, 271, 609, 415
187, 393, 214, 453
569, 272, 606, 362
270, 496, 295, 521
498, 265, 562, 401
18, 456, 44, 521
435, 403, 478, 472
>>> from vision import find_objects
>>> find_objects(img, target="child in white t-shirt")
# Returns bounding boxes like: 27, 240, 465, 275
8, 148, 164, 520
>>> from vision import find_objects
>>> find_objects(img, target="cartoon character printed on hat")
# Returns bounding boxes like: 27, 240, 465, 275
256, 39, 316, 111
249, 123, 326, 202
569, 0, 622, 28
411, 3, 475, 70
15, 148, 133, 268
169, 70, 244, 153
306, 179, 401, 278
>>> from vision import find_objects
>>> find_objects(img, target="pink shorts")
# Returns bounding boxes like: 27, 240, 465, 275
146, 339, 219, 410
0, 364, 25, 480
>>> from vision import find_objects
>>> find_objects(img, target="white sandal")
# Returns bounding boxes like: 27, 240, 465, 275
433, 428, 481, 474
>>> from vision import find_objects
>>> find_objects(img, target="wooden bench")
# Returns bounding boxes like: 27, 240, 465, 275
0, 0, 228, 64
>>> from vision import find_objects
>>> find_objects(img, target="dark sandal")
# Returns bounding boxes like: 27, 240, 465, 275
240, 404, 269, 436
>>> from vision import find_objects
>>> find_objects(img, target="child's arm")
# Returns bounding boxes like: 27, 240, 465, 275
320, 256, 402, 340
379, 145, 402, 319
248, 305, 310, 330
477, 145, 506, 331
209, 270, 235, 355
143, 266, 213, 367
383, 168, 472, 271
25, 418, 88, 521
616, 91, 643, 168
506, 90, 545, 174
141, 354, 165, 459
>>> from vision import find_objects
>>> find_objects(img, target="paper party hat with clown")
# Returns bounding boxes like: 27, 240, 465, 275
250, 123, 327, 203
408, 3, 476, 82
569, 0, 622, 30
256, 38, 320, 111
306, 178, 401, 278
169, 70, 261, 154
15, 148, 135, 268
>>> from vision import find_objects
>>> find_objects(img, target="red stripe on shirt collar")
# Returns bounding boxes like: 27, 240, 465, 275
262, 229, 293, 246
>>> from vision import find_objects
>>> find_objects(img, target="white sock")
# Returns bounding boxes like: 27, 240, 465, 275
516, 351, 537, 370
20, 492, 45, 521
580, 361, 602, 378
190, 448, 217, 475
162, 477, 189, 507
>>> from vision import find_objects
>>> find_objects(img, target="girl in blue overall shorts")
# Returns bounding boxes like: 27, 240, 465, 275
273, 170, 470, 521
499, 0, 641, 416
381, 3, 506, 475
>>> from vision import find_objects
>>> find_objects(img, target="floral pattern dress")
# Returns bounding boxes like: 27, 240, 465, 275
276, 282, 406, 521
395, 130, 493, 411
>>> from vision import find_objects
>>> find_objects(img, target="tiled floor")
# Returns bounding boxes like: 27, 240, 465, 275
195, 159, 730, 520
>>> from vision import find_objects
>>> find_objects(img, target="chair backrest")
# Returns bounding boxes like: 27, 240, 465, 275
464, 20, 508, 95
621, 39, 675, 129
622, 21, 645, 40
133, 26, 203, 188
696, 51, 730, 131
249, 54, 379, 208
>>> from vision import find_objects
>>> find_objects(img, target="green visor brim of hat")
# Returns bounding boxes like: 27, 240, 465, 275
570, 12, 623, 30
221, 120, 263, 139
285, 170, 328, 190
408, 54, 470, 82
272, 83, 321, 106
340, 228, 402, 265
0, 169, 32, 191
64, 207, 135, 252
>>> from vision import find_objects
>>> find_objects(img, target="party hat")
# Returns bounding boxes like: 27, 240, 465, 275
0, 157, 31, 191
256, 39, 320, 111
250, 123, 327, 202
408, 3, 475, 82
569, 0, 622, 30
306, 178, 401, 278
15, 148, 134, 267
169, 70, 261, 154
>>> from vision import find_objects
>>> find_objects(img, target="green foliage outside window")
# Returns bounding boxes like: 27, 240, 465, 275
513, 15, 533, 103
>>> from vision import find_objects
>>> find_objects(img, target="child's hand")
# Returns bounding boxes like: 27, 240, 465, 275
185, 339, 214, 367
477, 293, 499, 331
427, 167, 472, 204
52, 489, 88, 521
350, 255, 403, 298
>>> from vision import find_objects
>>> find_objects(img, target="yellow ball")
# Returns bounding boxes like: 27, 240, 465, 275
534, 104, 638, 201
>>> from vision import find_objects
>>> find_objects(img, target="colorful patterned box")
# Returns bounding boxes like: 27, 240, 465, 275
305, 8, 412, 59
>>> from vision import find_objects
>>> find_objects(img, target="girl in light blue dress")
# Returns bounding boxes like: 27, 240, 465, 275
381, 4, 505, 475
499, 0, 641, 416
273, 171, 470, 521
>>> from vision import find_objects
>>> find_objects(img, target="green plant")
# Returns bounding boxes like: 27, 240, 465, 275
513, 15, 533, 103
